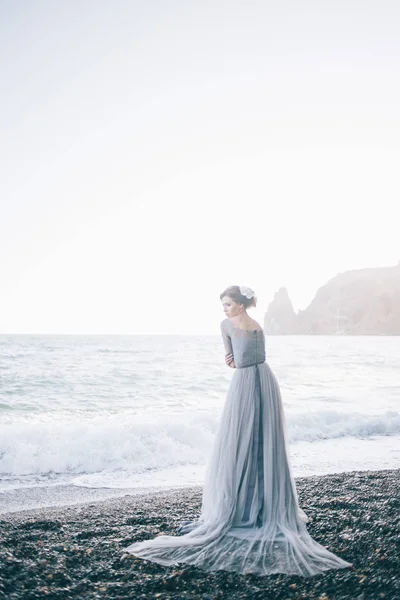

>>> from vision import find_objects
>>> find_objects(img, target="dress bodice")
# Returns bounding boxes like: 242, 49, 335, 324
220, 318, 266, 368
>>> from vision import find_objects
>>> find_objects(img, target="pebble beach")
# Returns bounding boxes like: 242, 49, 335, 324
1, 468, 399, 600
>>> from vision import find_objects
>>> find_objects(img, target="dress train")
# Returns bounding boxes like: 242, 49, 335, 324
123, 362, 352, 576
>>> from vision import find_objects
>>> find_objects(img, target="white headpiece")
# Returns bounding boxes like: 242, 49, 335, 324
239, 286, 255, 299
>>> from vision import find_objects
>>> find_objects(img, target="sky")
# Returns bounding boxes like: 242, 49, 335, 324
0, 0, 399, 334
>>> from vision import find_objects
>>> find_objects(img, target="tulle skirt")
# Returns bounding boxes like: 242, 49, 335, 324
123, 362, 352, 576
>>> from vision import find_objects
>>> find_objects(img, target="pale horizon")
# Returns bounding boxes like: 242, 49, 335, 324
1, 1, 399, 334
0, 259, 398, 335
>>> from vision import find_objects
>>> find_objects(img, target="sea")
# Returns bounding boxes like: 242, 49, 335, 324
1, 334, 399, 514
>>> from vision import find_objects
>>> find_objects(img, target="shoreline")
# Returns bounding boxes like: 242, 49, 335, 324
1, 468, 399, 599
0, 482, 184, 517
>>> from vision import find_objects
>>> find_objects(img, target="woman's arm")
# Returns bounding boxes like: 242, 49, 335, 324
224, 352, 235, 368
220, 320, 235, 368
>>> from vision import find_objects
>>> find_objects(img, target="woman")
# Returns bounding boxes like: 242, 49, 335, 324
123, 285, 352, 576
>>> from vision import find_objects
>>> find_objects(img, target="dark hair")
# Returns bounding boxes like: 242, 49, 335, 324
219, 285, 257, 308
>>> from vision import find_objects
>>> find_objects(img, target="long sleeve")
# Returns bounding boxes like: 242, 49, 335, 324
220, 319, 233, 355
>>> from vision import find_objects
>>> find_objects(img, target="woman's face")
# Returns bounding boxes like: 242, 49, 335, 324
221, 295, 244, 318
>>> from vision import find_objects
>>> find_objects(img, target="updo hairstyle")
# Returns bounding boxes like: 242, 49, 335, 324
219, 285, 257, 309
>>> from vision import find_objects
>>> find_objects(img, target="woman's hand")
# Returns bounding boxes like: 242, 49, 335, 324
225, 353, 236, 368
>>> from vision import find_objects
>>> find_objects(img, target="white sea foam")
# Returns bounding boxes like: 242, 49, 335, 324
1, 409, 399, 485
1, 334, 400, 497
286, 409, 400, 441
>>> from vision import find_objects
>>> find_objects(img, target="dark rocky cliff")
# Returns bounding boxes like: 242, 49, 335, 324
264, 262, 400, 335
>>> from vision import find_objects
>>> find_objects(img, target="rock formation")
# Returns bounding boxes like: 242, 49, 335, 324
264, 287, 296, 334
264, 262, 400, 335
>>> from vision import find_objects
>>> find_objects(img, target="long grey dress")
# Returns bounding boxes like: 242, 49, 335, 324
123, 319, 352, 576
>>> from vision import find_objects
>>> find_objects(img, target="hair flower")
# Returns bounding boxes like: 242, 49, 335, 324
239, 286, 255, 299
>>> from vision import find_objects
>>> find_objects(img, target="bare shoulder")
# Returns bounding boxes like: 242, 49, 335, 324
251, 319, 262, 329
231, 315, 263, 331
250, 317, 263, 331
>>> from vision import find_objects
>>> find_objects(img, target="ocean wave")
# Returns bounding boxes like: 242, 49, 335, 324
0, 409, 399, 479
286, 410, 400, 442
